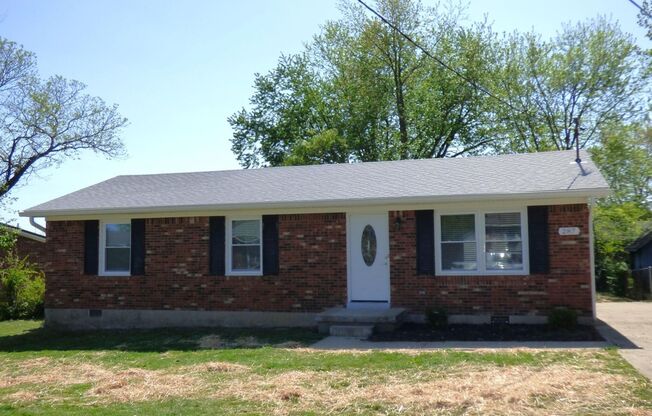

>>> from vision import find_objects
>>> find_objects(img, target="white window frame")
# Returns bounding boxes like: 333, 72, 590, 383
435, 208, 529, 276
98, 219, 131, 277
226, 216, 263, 276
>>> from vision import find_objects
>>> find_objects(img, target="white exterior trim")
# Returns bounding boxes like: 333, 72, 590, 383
434, 206, 529, 276
225, 216, 263, 277
588, 198, 597, 320
36, 196, 594, 222
98, 219, 131, 277
0, 223, 46, 242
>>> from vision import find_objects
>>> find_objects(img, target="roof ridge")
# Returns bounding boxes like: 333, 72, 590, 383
115, 149, 581, 179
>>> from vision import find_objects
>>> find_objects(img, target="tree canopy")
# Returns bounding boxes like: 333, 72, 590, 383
0, 38, 128, 201
496, 17, 650, 152
230, 0, 500, 167
230, 0, 651, 168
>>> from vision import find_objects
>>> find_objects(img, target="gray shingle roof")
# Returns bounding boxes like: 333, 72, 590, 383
21, 150, 609, 217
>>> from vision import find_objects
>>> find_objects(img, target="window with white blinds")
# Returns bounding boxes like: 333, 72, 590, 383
436, 210, 527, 275
484, 213, 523, 271
228, 218, 262, 274
440, 214, 477, 271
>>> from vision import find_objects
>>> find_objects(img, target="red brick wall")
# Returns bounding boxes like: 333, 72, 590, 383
15, 236, 49, 271
44, 214, 347, 312
0, 234, 49, 272
390, 204, 592, 317
44, 204, 592, 317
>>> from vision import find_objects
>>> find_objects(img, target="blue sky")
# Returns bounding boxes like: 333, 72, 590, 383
1, 0, 649, 231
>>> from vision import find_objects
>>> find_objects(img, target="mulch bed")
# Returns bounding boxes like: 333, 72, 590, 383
369, 323, 604, 342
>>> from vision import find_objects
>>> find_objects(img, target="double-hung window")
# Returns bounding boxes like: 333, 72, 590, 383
436, 209, 527, 275
440, 214, 477, 271
227, 218, 262, 275
484, 212, 523, 271
100, 221, 131, 276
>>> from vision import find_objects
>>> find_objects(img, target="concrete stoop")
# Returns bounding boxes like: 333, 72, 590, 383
316, 307, 407, 338
329, 325, 375, 338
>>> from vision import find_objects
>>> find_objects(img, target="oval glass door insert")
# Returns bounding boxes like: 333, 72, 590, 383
361, 224, 377, 266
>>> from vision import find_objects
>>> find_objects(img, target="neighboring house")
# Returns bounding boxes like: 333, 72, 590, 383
0, 223, 47, 268
20, 150, 609, 329
627, 231, 652, 296
627, 230, 652, 270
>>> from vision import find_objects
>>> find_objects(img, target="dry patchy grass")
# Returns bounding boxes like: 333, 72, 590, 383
215, 365, 645, 415
1, 350, 650, 415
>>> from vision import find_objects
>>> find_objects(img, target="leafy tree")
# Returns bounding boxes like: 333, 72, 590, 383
590, 122, 652, 294
0, 227, 17, 253
590, 123, 652, 205
282, 129, 349, 166
495, 17, 651, 153
0, 253, 45, 320
229, 54, 331, 168
229, 0, 499, 167
593, 201, 651, 294
635, 0, 652, 41
0, 38, 128, 200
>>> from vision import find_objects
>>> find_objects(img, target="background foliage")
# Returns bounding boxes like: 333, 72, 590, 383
0, 228, 44, 320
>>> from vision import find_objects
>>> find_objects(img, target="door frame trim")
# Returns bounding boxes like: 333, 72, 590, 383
346, 211, 391, 309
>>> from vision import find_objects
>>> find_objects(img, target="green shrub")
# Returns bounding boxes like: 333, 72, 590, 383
425, 307, 448, 329
0, 254, 45, 320
548, 307, 578, 330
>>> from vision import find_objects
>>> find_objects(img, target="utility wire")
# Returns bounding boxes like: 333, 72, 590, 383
628, 0, 644, 12
628, 0, 652, 17
355, 0, 520, 113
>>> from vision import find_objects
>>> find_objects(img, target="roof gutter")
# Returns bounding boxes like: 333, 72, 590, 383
19, 187, 611, 219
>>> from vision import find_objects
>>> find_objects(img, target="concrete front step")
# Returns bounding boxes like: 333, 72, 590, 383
329, 325, 375, 338
316, 307, 407, 334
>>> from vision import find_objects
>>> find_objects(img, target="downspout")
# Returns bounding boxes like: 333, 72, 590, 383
29, 217, 46, 235
588, 198, 597, 322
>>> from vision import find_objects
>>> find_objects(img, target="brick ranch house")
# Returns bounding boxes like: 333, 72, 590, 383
20, 150, 609, 329
0, 223, 47, 268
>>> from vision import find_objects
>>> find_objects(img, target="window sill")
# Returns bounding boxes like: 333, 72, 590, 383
97, 273, 131, 277
225, 271, 263, 277
436, 270, 529, 277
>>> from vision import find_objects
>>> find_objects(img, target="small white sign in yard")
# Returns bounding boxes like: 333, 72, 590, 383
558, 227, 580, 236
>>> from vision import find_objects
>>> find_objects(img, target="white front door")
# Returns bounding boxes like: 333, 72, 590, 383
348, 213, 390, 308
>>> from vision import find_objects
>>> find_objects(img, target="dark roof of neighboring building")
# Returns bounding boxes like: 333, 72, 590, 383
0, 223, 46, 243
21, 150, 610, 217
627, 230, 652, 253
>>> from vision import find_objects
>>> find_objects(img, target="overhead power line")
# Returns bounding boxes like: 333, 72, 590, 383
628, 0, 644, 12
628, 0, 652, 17
355, 0, 519, 113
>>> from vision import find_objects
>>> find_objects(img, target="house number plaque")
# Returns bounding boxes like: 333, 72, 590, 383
558, 227, 580, 236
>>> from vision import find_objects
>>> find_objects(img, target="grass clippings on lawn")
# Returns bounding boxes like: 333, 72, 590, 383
1, 350, 650, 415
0, 320, 651, 415
1, 357, 202, 404
211, 364, 632, 415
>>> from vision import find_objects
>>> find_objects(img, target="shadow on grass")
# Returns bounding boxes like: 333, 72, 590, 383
0, 325, 324, 353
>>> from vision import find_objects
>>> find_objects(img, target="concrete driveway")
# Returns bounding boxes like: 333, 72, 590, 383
597, 302, 652, 380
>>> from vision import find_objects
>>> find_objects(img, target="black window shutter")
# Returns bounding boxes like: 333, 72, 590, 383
209, 216, 225, 275
130, 219, 146, 275
415, 210, 435, 275
84, 220, 99, 275
528, 206, 549, 274
262, 215, 279, 275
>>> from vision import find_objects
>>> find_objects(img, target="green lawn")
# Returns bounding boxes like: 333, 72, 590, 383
0, 320, 651, 415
